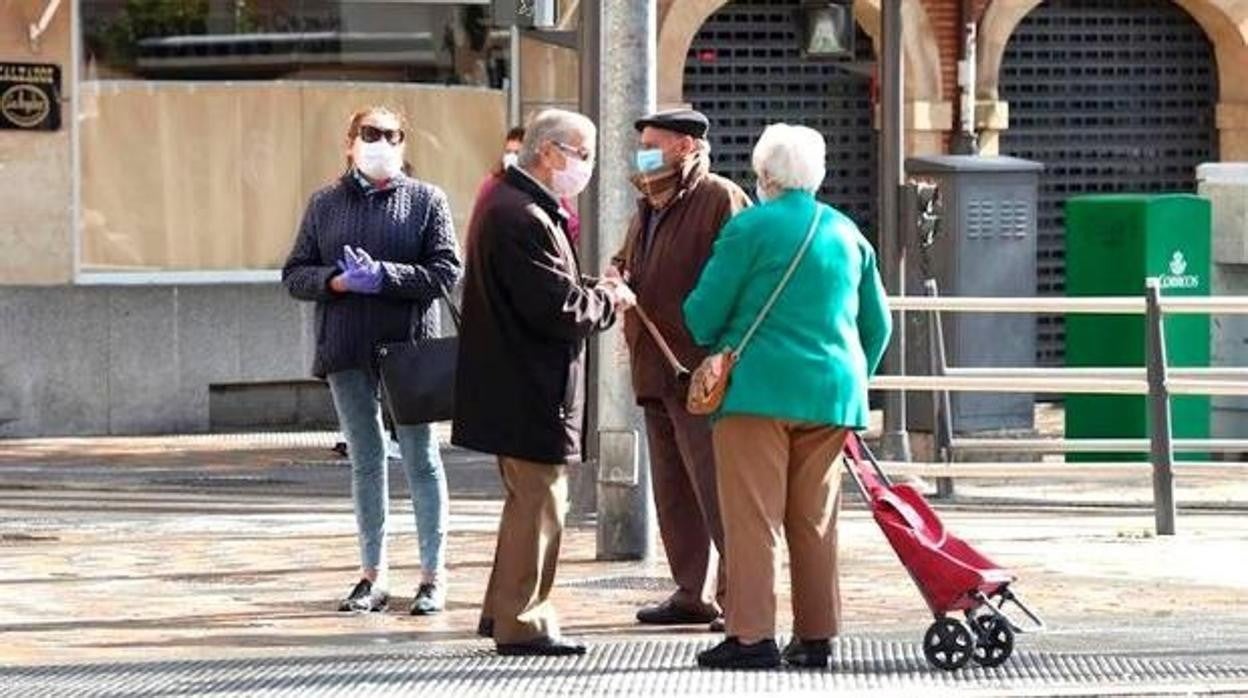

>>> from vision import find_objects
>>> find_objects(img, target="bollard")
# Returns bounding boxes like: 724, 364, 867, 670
925, 279, 956, 498
1144, 278, 1177, 535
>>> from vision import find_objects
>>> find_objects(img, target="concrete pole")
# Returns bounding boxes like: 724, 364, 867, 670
879, 0, 912, 461
585, 0, 657, 561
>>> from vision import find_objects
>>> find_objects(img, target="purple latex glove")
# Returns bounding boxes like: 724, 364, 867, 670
336, 245, 383, 294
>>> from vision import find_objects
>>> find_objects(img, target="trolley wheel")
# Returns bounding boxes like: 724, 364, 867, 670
970, 614, 1015, 668
923, 618, 974, 670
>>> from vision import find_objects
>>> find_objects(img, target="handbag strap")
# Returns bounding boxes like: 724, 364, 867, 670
410, 279, 462, 339
437, 280, 463, 333
732, 205, 824, 358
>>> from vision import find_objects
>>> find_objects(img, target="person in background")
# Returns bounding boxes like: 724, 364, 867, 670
282, 105, 462, 617
470, 126, 581, 250
453, 109, 635, 657
608, 108, 751, 631
683, 123, 892, 670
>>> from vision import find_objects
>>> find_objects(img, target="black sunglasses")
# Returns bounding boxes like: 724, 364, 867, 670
359, 125, 405, 145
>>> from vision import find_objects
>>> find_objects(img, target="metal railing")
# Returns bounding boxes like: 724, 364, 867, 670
867, 279, 1248, 535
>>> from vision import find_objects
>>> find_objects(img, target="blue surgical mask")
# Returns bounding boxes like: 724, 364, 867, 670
635, 148, 665, 173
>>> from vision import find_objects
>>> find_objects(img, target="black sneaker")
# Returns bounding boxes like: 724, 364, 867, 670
338, 578, 388, 612
696, 637, 780, 670
782, 637, 831, 669
410, 582, 445, 616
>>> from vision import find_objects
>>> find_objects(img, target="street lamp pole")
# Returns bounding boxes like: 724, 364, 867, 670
582, 0, 658, 561
879, 0, 912, 461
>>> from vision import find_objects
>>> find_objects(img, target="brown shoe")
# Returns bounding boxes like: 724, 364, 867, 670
636, 598, 719, 625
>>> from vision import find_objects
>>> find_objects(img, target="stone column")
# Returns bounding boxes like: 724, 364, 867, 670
1217, 102, 1248, 161
971, 100, 1011, 156
907, 100, 954, 156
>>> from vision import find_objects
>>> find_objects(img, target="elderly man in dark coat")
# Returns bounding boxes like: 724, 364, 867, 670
610, 109, 752, 629
453, 108, 635, 657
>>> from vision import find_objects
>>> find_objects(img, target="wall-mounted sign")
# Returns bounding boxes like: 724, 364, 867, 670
0, 63, 61, 131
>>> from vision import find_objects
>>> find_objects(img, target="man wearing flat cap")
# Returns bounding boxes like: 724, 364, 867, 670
609, 108, 751, 628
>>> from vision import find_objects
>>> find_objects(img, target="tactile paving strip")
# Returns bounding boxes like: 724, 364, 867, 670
559, 575, 674, 592
4, 636, 1247, 698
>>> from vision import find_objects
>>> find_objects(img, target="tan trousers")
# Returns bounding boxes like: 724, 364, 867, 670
713, 416, 848, 644
480, 456, 569, 644
644, 395, 726, 612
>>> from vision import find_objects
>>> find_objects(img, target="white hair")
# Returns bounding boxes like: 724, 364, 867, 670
751, 123, 826, 193
519, 109, 597, 168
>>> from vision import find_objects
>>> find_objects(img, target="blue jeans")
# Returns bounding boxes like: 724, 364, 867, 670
327, 369, 448, 583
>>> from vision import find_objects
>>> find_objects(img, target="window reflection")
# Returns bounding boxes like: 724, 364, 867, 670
81, 1, 508, 87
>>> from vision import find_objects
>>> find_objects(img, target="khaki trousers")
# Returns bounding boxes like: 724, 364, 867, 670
644, 394, 726, 612
713, 415, 848, 644
480, 456, 569, 644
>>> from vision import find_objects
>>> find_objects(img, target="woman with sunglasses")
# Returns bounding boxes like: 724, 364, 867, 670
282, 106, 462, 616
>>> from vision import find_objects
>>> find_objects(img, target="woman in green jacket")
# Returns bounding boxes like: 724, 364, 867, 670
684, 123, 892, 670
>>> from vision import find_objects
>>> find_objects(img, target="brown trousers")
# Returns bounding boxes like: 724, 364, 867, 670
644, 394, 726, 612
480, 456, 569, 644
713, 415, 848, 643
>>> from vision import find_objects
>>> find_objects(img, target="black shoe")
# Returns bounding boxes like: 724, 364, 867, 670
782, 637, 831, 669
637, 599, 720, 625
709, 616, 725, 632
410, 582, 445, 616
337, 578, 388, 612
696, 637, 781, 670
476, 617, 494, 638
496, 635, 587, 656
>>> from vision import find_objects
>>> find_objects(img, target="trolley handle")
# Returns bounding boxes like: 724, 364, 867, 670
994, 588, 1046, 634
844, 433, 894, 489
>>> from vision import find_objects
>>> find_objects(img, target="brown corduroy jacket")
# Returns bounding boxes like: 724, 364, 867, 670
612, 169, 752, 403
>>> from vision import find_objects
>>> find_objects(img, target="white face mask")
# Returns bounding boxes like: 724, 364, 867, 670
551, 154, 594, 197
502, 152, 519, 170
353, 139, 404, 181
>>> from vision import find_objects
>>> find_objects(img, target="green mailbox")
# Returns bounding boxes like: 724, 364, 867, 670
1064, 194, 1211, 461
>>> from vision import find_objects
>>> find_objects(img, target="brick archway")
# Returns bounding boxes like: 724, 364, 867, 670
976, 0, 1248, 158
658, 0, 945, 106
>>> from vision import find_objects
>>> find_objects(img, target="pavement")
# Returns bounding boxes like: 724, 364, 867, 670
1, 421, 1246, 697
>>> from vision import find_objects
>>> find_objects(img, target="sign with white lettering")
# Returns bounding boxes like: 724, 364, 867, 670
0, 63, 61, 131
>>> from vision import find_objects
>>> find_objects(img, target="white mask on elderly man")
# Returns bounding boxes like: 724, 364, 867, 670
552, 154, 594, 198
354, 140, 404, 181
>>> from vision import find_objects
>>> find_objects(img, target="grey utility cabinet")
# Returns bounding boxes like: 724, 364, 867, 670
902, 155, 1043, 433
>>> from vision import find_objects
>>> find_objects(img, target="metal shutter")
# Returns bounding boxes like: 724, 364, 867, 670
682, 0, 878, 241
1000, 0, 1218, 365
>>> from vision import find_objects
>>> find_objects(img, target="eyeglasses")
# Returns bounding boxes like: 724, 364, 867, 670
359, 125, 405, 145
553, 141, 592, 162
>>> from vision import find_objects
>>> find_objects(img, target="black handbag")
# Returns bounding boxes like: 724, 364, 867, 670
376, 285, 462, 426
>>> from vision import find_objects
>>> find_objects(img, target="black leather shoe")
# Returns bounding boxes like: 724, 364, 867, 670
476, 617, 494, 638
782, 637, 831, 669
696, 637, 780, 669
637, 599, 720, 625
496, 636, 587, 656
709, 616, 725, 632
337, 578, 388, 613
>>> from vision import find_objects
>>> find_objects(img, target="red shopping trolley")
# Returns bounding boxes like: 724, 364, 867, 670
843, 434, 1044, 670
